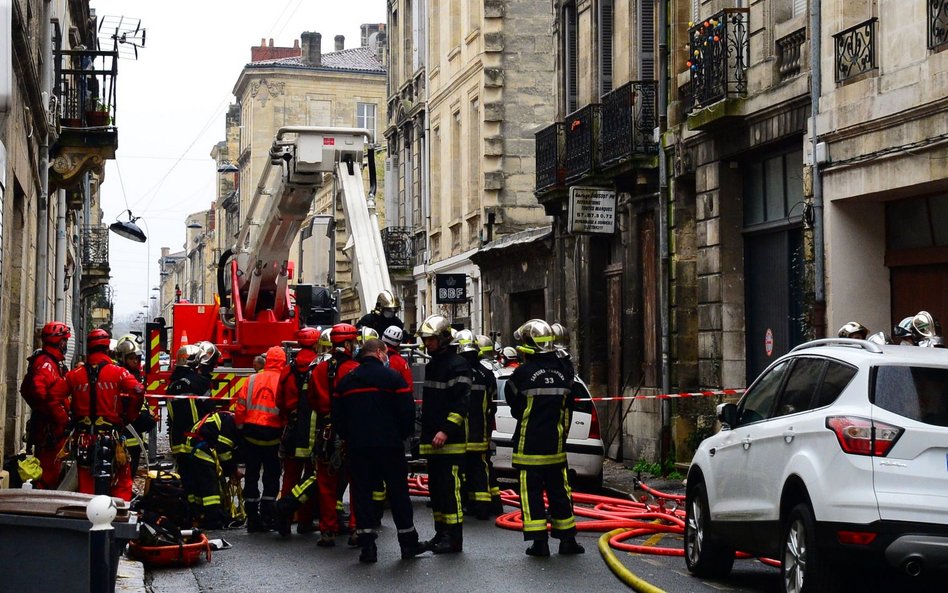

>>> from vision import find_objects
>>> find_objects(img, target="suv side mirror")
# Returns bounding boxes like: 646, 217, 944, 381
717, 402, 738, 430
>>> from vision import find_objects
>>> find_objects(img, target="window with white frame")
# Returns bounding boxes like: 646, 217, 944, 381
357, 102, 377, 139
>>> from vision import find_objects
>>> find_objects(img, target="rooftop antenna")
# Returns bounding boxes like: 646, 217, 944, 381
97, 15, 147, 59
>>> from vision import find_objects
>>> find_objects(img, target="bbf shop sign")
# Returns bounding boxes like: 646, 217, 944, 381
435, 274, 467, 304
568, 187, 617, 234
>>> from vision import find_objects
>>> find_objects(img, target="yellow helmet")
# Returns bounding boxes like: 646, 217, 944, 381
375, 290, 399, 311
317, 327, 333, 355
515, 319, 555, 355
419, 314, 453, 344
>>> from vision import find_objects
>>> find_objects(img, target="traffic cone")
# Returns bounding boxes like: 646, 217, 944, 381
180, 330, 189, 350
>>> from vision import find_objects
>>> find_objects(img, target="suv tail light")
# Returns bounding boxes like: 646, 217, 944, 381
588, 404, 601, 440
825, 416, 903, 457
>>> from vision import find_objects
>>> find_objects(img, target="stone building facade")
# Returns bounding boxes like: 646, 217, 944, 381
387, 0, 554, 336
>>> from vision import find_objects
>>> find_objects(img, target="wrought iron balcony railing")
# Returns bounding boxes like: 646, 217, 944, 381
535, 122, 565, 193
600, 81, 658, 166
834, 18, 877, 82
565, 104, 601, 182
687, 8, 749, 111
55, 48, 118, 128
381, 226, 415, 269
82, 226, 110, 268
929, 0, 948, 49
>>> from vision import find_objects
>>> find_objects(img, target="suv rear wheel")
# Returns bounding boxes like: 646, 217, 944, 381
782, 503, 838, 593
684, 481, 734, 578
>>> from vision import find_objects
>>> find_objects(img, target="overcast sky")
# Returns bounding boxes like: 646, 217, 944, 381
90, 0, 385, 320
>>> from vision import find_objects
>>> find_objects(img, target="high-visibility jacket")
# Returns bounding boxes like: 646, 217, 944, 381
386, 345, 414, 389
419, 348, 471, 457
234, 346, 284, 430
20, 346, 69, 445
166, 366, 213, 455
61, 351, 145, 428
504, 352, 575, 468
186, 411, 240, 473
277, 348, 318, 458
460, 351, 496, 452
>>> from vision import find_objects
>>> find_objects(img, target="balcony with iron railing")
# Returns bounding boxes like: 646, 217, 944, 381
535, 122, 565, 195
80, 226, 111, 293
834, 18, 877, 83
600, 81, 658, 167
381, 226, 415, 270
686, 8, 749, 114
51, 47, 119, 191
564, 104, 601, 182
929, 1, 948, 50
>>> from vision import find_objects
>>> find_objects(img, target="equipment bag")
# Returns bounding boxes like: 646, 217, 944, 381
138, 470, 191, 529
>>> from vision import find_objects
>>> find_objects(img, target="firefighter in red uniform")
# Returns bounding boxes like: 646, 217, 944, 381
382, 326, 413, 386
234, 345, 286, 532
276, 327, 321, 535
61, 329, 145, 500
20, 322, 71, 489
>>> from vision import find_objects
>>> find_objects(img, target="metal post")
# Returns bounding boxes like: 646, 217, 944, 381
86, 495, 116, 593
657, 0, 672, 462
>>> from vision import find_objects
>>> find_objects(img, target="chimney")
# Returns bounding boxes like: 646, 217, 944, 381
335, 35, 345, 51
301, 31, 322, 67
268, 38, 274, 47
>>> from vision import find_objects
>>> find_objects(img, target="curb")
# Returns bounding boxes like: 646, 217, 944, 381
597, 528, 669, 593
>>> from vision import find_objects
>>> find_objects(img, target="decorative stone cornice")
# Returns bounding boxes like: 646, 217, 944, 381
49, 146, 113, 192
250, 79, 286, 101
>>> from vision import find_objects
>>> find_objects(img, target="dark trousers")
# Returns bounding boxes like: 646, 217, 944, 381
186, 457, 223, 512
349, 447, 415, 543
464, 451, 492, 507
519, 465, 577, 542
426, 455, 464, 534
241, 425, 282, 504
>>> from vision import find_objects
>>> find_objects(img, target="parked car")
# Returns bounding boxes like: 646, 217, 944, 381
683, 338, 948, 592
491, 366, 605, 490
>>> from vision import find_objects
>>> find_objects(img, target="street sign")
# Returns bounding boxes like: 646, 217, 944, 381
568, 187, 617, 234
435, 273, 467, 304
765, 328, 774, 357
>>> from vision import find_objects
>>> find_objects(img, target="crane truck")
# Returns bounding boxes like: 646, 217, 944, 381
144, 126, 394, 399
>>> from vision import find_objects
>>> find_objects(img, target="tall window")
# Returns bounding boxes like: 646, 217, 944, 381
431, 125, 441, 226
468, 0, 480, 36
639, 0, 655, 80
599, 0, 614, 96
404, 0, 414, 78
563, 3, 578, 113
451, 110, 462, 219
357, 102, 377, 139
468, 98, 480, 211
451, 0, 462, 48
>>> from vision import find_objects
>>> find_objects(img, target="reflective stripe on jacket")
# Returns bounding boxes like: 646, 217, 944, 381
504, 352, 574, 468
419, 349, 471, 457
234, 346, 285, 429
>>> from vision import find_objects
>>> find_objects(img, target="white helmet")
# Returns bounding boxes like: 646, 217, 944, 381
382, 325, 403, 347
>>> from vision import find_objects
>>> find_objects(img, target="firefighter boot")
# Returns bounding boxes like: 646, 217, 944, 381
430, 525, 463, 554
275, 497, 301, 537
398, 529, 429, 559
359, 542, 378, 563
558, 537, 586, 555
246, 500, 265, 533
260, 499, 277, 533
526, 539, 551, 557
423, 521, 446, 551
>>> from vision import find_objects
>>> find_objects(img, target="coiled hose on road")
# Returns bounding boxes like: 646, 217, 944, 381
408, 474, 778, 591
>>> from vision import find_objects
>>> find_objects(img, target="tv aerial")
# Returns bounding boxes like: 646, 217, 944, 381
97, 16, 147, 59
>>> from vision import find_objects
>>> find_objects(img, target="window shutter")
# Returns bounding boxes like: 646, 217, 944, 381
600, 0, 614, 96
793, 0, 806, 18
639, 0, 655, 80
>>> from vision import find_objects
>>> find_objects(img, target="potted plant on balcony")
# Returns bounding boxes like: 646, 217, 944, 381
84, 100, 111, 126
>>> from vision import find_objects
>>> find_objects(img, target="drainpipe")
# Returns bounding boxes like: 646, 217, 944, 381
35, 2, 53, 329
810, 0, 826, 337
54, 189, 67, 319
657, 0, 672, 462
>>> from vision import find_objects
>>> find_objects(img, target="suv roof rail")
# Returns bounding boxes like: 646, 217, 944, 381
790, 338, 883, 354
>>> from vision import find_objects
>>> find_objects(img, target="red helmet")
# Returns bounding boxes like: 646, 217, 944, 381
297, 327, 321, 348
41, 322, 71, 345
87, 328, 111, 350
330, 323, 358, 345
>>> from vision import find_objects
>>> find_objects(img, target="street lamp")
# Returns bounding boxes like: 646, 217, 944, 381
217, 162, 239, 173
109, 210, 147, 243
186, 222, 203, 229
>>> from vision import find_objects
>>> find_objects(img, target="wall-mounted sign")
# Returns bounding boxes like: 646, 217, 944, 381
765, 328, 774, 357
568, 187, 617, 234
435, 273, 467, 304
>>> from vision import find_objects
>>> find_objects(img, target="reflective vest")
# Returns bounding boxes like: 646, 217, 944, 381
234, 346, 284, 430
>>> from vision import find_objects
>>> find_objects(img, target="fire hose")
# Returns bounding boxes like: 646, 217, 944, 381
407, 474, 778, 590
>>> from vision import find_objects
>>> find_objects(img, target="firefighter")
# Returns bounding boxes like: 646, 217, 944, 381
61, 328, 145, 501
418, 314, 471, 554
276, 323, 359, 545
183, 410, 242, 529
452, 330, 495, 520
382, 326, 414, 387
505, 319, 584, 557
499, 346, 521, 368
475, 334, 504, 514
20, 321, 71, 489
114, 335, 156, 478
356, 290, 404, 335
167, 345, 214, 512
276, 327, 321, 535
332, 338, 429, 562
234, 345, 286, 532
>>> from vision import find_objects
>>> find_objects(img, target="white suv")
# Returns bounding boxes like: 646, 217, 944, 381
684, 339, 948, 593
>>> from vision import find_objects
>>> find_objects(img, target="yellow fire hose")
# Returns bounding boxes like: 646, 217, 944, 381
598, 528, 669, 593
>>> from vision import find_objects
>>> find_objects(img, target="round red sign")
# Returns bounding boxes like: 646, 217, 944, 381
765, 328, 774, 357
